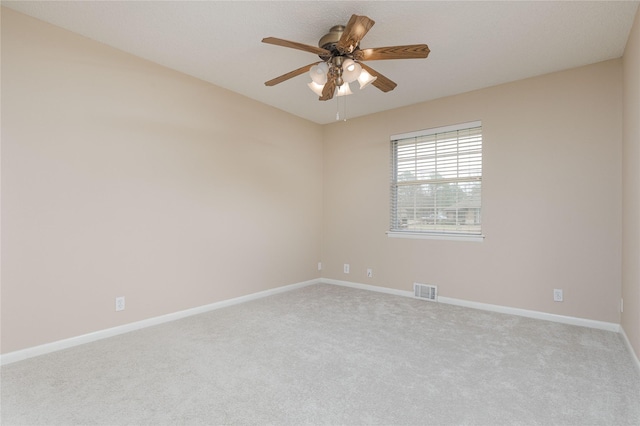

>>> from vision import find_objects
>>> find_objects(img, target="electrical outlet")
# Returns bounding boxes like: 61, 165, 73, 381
318, 262, 322, 271
367, 268, 373, 278
553, 289, 563, 302
115, 296, 125, 311
343, 264, 350, 274
621, 298, 624, 313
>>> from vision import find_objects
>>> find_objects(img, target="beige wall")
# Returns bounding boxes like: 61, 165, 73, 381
1, 9, 323, 353
1, 6, 635, 358
622, 7, 640, 358
323, 60, 623, 324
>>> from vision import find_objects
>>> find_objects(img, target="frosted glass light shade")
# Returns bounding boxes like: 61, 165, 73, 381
309, 62, 329, 85
357, 69, 378, 89
336, 83, 353, 97
307, 81, 325, 96
341, 59, 362, 83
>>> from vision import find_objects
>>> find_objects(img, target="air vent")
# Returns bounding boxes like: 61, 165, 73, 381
414, 283, 438, 301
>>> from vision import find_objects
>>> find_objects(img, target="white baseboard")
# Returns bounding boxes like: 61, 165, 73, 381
0, 278, 320, 366
321, 278, 621, 332
621, 326, 640, 375
321, 278, 414, 298
437, 296, 620, 332
2, 278, 631, 366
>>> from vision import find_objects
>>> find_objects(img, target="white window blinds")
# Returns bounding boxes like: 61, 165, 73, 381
390, 121, 482, 236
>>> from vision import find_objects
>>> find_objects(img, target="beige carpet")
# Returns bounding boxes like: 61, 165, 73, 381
2, 283, 639, 425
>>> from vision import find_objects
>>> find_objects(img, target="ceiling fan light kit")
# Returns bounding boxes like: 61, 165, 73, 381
336, 84, 353, 97
262, 14, 430, 102
310, 62, 329, 85
340, 58, 362, 84
307, 81, 325, 97
357, 69, 377, 89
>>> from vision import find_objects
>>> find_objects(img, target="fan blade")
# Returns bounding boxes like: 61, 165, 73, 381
359, 63, 397, 92
262, 37, 330, 56
360, 44, 430, 61
319, 76, 337, 101
265, 62, 320, 86
337, 14, 375, 54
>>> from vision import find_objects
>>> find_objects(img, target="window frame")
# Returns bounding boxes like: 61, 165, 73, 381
387, 121, 484, 242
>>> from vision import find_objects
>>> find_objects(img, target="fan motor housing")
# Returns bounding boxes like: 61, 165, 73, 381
318, 25, 344, 54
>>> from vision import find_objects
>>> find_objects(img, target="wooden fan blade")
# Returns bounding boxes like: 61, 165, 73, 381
337, 14, 375, 54
319, 76, 337, 101
359, 63, 397, 92
262, 37, 330, 56
265, 62, 321, 86
360, 44, 430, 61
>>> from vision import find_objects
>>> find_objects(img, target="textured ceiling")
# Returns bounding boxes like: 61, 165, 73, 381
3, 1, 639, 124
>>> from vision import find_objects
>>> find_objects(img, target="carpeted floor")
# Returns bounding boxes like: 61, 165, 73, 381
2, 283, 639, 425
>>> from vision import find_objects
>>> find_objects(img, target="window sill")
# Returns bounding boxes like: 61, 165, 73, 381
386, 231, 485, 242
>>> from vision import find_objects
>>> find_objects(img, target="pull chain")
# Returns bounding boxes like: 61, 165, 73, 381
343, 91, 347, 121
335, 88, 348, 121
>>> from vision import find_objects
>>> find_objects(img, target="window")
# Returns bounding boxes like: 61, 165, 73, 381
389, 121, 482, 240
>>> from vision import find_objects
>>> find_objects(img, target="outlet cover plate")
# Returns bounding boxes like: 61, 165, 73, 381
115, 296, 125, 311
553, 289, 563, 302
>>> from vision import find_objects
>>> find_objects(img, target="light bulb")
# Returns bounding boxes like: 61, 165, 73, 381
357, 69, 378, 89
309, 62, 329, 85
341, 59, 362, 83
336, 83, 353, 97
343, 58, 356, 72
307, 81, 325, 96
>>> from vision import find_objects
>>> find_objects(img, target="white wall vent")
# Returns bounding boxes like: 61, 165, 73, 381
414, 283, 438, 301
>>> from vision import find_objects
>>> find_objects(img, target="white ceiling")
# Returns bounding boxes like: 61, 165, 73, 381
3, 1, 638, 124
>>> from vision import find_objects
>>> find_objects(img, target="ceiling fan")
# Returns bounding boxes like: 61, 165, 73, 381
262, 14, 430, 101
